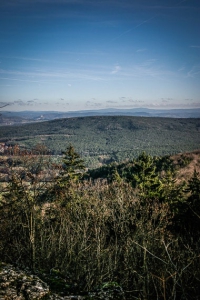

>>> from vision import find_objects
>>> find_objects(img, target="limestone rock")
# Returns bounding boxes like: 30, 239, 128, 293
0, 263, 125, 300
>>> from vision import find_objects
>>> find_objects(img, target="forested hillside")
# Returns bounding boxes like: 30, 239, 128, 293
0, 116, 200, 167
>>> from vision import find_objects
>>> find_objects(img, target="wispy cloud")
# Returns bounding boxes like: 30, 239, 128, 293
14, 99, 26, 106
111, 65, 121, 74
106, 100, 118, 103
119, 97, 144, 104
190, 45, 200, 49
136, 48, 147, 52
111, 15, 157, 42
135, 15, 157, 29
0, 55, 191, 88
140, 59, 157, 67
2, 55, 49, 62
161, 98, 174, 103
0, 76, 44, 83
0, 102, 10, 108
0, 68, 103, 82
178, 66, 185, 72
186, 65, 200, 78
85, 100, 102, 107
60, 50, 106, 56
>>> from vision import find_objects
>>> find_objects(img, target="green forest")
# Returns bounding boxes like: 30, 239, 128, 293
0, 116, 200, 167
0, 144, 200, 299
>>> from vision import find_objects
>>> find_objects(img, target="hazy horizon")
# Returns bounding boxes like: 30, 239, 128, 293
0, 0, 200, 112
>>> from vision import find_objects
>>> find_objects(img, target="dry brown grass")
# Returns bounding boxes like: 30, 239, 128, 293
171, 150, 200, 183
1, 154, 200, 299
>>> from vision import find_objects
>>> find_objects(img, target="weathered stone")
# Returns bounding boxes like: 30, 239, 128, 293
0, 263, 50, 300
0, 263, 125, 300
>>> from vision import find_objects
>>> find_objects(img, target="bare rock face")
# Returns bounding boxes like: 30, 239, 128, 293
0, 263, 125, 300
0, 263, 85, 299
0, 263, 50, 299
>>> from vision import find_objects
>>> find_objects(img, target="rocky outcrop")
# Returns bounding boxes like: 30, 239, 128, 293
0, 263, 125, 300
0, 263, 82, 300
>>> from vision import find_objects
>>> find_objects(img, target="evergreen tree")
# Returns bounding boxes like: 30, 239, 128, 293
131, 152, 162, 200
109, 167, 122, 183
57, 145, 85, 186
188, 169, 200, 201
171, 169, 200, 238
63, 145, 85, 179
186, 169, 200, 219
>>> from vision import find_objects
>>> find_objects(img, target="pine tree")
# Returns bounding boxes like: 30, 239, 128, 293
131, 152, 162, 200
57, 145, 85, 187
63, 145, 85, 179
172, 169, 200, 238
188, 169, 200, 200
187, 169, 200, 218
110, 167, 122, 183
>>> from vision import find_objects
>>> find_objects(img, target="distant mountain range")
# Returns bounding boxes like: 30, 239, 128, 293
0, 107, 200, 126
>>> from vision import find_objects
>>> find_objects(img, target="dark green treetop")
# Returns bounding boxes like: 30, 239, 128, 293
131, 152, 163, 200
60, 144, 85, 183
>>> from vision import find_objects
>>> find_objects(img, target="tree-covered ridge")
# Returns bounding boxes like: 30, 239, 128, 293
0, 116, 200, 167
88, 149, 200, 183
0, 146, 200, 299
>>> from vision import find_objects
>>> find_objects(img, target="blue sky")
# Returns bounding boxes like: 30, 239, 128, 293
0, 0, 200, 111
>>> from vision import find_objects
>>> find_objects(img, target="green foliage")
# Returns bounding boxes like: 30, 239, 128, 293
0, 148, 200, 299
109, 168, 122, 183
187, 170, 200, 222
178, 154, 193, 167
61, 144, 85, 182
174, 169, 200, 237
188, 169, 200, 201
101, 282, 120, 289
50, 145, 86, 204
155, 155, 175, 173
1, 116, 200, 168
130, 152, 163, 200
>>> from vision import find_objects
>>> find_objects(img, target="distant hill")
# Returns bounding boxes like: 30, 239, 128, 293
0, 115, 200, 168
1, 107, 200, 126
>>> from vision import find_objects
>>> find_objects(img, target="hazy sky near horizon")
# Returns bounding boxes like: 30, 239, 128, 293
0, 0, 200, 112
